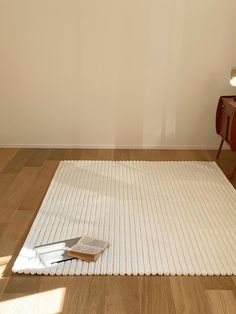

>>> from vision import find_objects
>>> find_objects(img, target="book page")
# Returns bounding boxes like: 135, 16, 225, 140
68, 236, 109, 256
79, 236, 109, 249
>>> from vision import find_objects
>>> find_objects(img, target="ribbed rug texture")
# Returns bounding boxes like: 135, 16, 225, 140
12, 161, 236, 276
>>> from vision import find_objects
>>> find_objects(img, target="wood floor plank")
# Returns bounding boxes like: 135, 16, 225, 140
63, 149, 82, 160
96, 149, 114, 160
198, 150, 215, 162
206, 290, 236, 314
18, 161, 59, 211
25, 149, 51, 167
0, 167, 40, 223
170, 277, 211, 314
0, 278, 9, 299
159, 150, 179, 161
39, 276, 101, 314
105, 276, 141, 314
80, 149, 102, 160
0, 210, 36, 246
177, 150, 207, 161
0, 210, 36, 277
142, 149, 162, 160
0, 149, 19, 172
113, 149, 130, 160
80, 149, 115, 160
4, 276, 41, 294
40, 277, 92, 314
231, 277, 236, 287
141, 277, 176, 314
0, 174, 17, 196
0, 223, 8, 240
84, 276, 106, 314
200, 276, 235, 290
0, 256, 11, 278
48, 149, 66, 160
129, 149, 147, 160
1, 149, 36, 174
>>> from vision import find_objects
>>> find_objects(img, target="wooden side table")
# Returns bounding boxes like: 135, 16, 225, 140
216, 96, 236, 179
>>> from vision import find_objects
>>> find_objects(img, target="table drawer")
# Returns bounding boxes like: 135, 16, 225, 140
216, 96, 236, 150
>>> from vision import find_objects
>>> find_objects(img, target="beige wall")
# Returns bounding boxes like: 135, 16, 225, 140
0, 0, 236, 148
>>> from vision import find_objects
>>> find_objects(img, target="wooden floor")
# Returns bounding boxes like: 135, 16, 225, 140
0, 148, 235, 314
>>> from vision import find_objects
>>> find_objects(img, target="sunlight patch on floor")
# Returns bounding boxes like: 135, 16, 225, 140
0, 288, 66, 314
0, 256, 12, 277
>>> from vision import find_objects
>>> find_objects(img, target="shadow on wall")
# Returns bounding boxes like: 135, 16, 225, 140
113, 0, 186, 148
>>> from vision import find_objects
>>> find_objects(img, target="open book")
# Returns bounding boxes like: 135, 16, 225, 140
67, 236, 110, 262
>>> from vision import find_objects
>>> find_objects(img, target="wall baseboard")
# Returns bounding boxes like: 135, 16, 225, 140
0, 144, 230, 150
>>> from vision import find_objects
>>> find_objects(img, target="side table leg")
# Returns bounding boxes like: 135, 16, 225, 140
230, 161, 236, 180
216, 139, 224, 159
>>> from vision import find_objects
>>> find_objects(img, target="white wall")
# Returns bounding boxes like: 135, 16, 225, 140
0, 0, 236, 148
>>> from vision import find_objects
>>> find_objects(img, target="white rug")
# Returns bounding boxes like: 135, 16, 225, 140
13, 161, 236, 276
